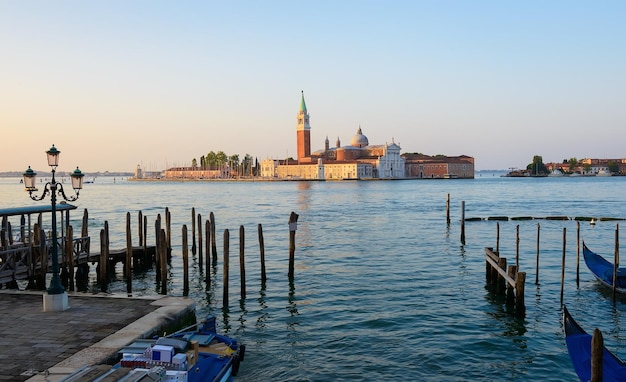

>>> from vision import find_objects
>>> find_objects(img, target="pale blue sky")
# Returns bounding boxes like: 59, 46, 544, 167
1, 1, 624, 172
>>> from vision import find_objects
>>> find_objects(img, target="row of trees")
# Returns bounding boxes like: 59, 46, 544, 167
191, 151, 259, 176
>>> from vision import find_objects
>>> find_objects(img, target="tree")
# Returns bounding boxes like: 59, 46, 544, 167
206, 151, 217, 169
242, 154, 252, 176
191, 158, 197, 168
216, 151, 227, 169
568, 158, 578, 173
228, 154, 239, 177
527, 155, 548, 175
608, 161, 619, 174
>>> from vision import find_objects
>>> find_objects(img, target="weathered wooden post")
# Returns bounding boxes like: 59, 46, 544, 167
515, 272, 526, 317
99, 228, 107, 291
143, 214, 148, 266
576, 221, 580, 288
288, 212, 299, 279
560, 227, 566, 303
497, 257, 507, 293
223, 229, 230, 308
197, 213, 203, 271
105, 220, 110, 278
496, 222, 500, 254
205, 220, 211, 284
138, 211, 144, 247
182, 225, 189, 296
81, 209, 88, 239
613, 224, 619, 303
160, 228, 167, 295
239, 225, 246, 299
210, 212, 217, 263
126, 212, 132, 296
515, 224, 520, 269
591, 328, 603, 382
506, 265, 516, 305
535, 223, 540, 285
460, 201, 465, 245
258, 223, 266, 286
446, 193, 450, 226
138, 211, 144, 265
66, 225, 75, 292
166, 208, 172, 255
155, 214, 161, 277
191, 208, 196, 255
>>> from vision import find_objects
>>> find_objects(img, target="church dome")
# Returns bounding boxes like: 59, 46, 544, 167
350, 127, 369, 148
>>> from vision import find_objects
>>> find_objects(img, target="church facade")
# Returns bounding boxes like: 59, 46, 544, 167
261, 92, 407, 180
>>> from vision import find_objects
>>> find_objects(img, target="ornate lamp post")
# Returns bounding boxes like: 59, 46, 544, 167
23, 145, 83, 310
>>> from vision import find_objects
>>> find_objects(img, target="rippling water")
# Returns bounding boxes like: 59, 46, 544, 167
2, 175, 626, 381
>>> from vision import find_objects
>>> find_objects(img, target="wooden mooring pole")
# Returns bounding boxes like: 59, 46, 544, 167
239, 225, 246, 299
160, 228, 167, 295
496, 222, 500, 254
210, 212, 217, 264
288, 212, 299, 279
460, 201, 465, 245
223, 229, 230, 308
205, 220, 211, 284
560, 227, 566, 303
258, 224, 266, 286
576, 221, 580, 288
197, 213, 203, 271
191, 208, 196, 255
446, 193, 450, 226
613, 224, 620, 303
126, 212, 132, 296
485, 247, 526, 317
535, 223, 540, 285
99, 228, 107, 291
183, 225, 189, 296
515, 224, 520, 269
591, 328, 603, 382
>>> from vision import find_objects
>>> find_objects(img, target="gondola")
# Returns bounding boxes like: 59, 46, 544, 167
582, 241, 626, 292
564, 306, 626, 381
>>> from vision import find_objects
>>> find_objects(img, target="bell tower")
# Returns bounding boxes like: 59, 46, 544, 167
296, 91, 311, 161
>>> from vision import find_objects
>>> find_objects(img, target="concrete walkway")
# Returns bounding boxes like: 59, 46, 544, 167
0, 290, 195, 382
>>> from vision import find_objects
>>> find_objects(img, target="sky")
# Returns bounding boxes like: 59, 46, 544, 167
1, 1, 624, 173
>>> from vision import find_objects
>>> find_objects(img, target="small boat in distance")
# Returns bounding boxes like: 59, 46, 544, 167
563, 305, 626, 381
582, 242, 626, 293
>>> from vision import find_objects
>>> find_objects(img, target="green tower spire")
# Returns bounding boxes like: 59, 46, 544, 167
300, 90, 307, 113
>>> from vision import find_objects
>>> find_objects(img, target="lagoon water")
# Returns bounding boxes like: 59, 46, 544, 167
2, 174, 626, 381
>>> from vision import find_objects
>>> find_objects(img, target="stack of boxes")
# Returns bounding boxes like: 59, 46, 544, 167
119, 343, 190, 381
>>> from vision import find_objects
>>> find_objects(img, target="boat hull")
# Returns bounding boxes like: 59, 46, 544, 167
564, 306, 626, 381
582, 242, 626, 293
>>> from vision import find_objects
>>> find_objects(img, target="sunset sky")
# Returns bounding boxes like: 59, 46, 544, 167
1, 1, 624, 173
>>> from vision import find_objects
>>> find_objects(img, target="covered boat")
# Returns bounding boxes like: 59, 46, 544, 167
582, 241, 626, 292
63, 315, 244, 382
564, 306, 626, 381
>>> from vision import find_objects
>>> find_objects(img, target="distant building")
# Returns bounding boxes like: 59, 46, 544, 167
546, 158, 626, 176
262, 92, 473, 180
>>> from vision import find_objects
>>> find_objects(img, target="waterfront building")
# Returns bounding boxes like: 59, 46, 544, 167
263, 92, 474, 180
546, 158, 626, 176
164, 92, 475, 180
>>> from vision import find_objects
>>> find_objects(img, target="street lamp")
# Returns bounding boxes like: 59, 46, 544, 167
23, 145, 83, 309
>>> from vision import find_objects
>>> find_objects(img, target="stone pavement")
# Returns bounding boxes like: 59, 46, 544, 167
0, 290, 195, 382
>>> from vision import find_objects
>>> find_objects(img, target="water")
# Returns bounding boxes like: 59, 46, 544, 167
2, 175, 626, 381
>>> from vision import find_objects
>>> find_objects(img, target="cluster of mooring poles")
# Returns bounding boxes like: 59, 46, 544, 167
448, 195, 622, 318
96, 208, 300, 308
